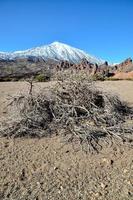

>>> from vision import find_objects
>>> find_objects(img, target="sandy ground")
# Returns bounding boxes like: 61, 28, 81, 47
97, 81, 133, 106
0, 81, 133, 200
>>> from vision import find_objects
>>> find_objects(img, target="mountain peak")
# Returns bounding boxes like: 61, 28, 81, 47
51, 41, 63, 45
49, 41, 70, 48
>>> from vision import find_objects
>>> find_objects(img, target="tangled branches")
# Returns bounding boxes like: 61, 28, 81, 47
0, 78, 132, 152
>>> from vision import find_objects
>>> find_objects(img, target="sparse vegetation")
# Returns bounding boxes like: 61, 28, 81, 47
35, 73, 50, 82
35, 74, 44, 82
0, 77, 132, 152
91, 73, 105, 81
106, 77, 133, 81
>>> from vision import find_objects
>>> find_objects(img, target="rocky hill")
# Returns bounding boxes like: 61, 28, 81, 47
112, 58, 133, 79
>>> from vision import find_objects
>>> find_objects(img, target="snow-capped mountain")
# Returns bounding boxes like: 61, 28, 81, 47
0, 42, 104, 64
0, 52, 9, 60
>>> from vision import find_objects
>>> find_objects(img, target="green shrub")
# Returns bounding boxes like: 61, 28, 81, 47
91, 73, 105, 81
105, 77, 121, 81
35, 73, 50, 82
106, 77, 133, 81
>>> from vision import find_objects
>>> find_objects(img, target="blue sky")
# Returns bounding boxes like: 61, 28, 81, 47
0, 0, 132, 62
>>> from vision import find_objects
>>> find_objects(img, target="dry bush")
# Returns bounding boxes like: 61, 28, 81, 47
0, 78, 132, 152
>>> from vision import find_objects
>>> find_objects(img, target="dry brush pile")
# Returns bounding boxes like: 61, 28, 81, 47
0, 78, 133, 152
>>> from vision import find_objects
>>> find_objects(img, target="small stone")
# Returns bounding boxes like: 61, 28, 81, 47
127, 181, 131, 185
102, 158, 107, 162
101, 183, 105, 188
101, 158, 109, 165
60, 186, 63, 190
54, 166, 58, 170
110, 160, 114, 165
123, 169, 128, 173
128, 191, 132, 196
102, 158, 114, 166
101, 183, 108, 189
94, 192, 100, 197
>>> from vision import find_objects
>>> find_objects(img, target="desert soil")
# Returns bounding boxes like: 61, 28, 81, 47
0, 81, 133, 200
